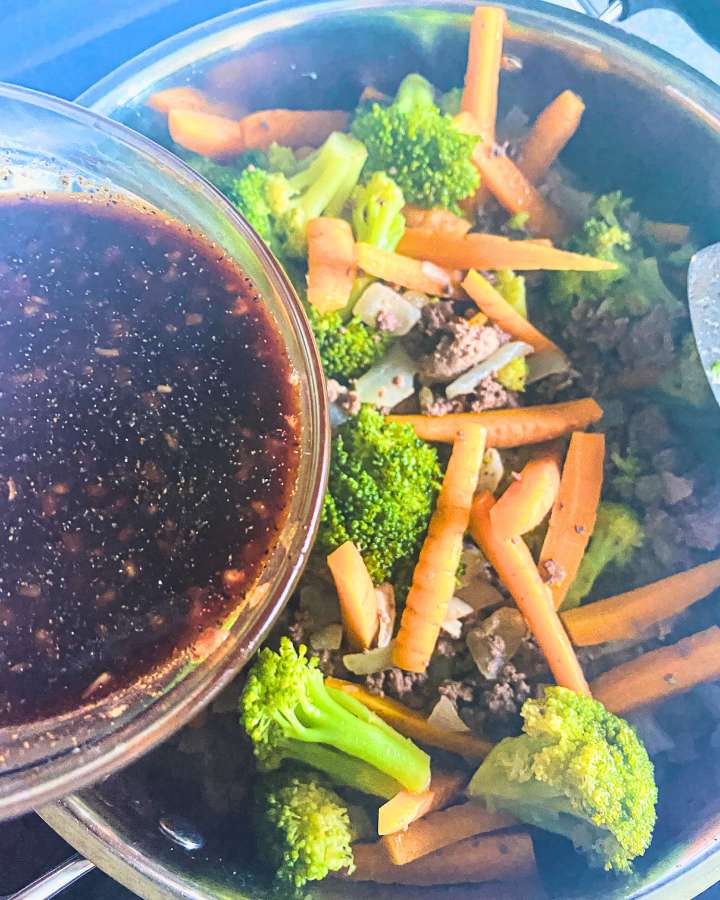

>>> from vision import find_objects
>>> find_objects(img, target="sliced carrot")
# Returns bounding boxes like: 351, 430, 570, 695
359, 85, 391, 103
397, 227, 619, 272
378, 770, 465, 836
461, 6, 507, 145
592, 626, 720, 714
470, 491, 590, 695
539, 432, 605, 609
490, 453, 561, 541
393, 426, 487, 673
326, 678, 493, 761
518, 90, 585, 183
168, 108, 245, 157
384, 800, 518, 865
388, 398, 603, 447
306, 217, 357, 313
461, 269, 559, 352
350, 831, 537, 885
643, 221, 691, 245
146, 86, 236, 117
562, 559, 720, 647
403, 206, 473, 237
327, 541, 378, 650
467, 310, 489, 327
472, 146, 565, 239
356, 242, 450, 294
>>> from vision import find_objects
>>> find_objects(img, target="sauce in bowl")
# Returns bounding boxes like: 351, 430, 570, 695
0, 194, 300, 725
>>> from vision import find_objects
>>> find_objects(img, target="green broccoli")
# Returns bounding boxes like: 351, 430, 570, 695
563, 502, 644, 610
318, 406, 442, 582
351, 73, 480, 212
609, 449, 647, 497
657, 332, 714, 408
232, 131, 367, 259
240, 637, 431, 793
266, 142, 302, 175
495, 269, 527, 317
309, 308, 392, 382
497, 356, 528, 392
255, 770, 355, 889
352, 171, 406, 251
468, 687, 657, 873
506, 211, 530, 233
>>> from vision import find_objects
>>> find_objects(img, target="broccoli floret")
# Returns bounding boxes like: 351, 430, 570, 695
240, 637, 431, 793
266, 142, 302, 175
351, 73, 480, 212
255, 770, 354, 889
658, 332, 714, 408
563, 502, 644, 609
609, 450, 647, 497
497, 356, 528, 392
309, 308, 392, 382
468, 687, 657, 873
352, 171, 406, 251
232, 132, 367, 260
318, 406, 442, 582
180, 151, 268, 198
506, 211, 530, 233
495, 269, 527, 317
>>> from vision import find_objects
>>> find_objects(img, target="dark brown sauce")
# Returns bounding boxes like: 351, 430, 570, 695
0, 194, 300, 725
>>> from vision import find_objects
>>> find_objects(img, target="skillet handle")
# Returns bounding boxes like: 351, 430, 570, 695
2, 855, 95, 900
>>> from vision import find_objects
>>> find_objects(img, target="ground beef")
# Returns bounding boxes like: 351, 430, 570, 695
421, 394, 465, 416
618, 306, 676, 368
364, 667, 430, 709
680, 482, 720, 551
438, 680, 475, 704
417, 321, 501, 384
376, 309, 399, 333
482, 665, 532, 717
326, 378, 361, 416
469, 377, 511, 411
628, 405, 674, 451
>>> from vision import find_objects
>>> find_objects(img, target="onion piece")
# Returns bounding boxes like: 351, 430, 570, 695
446, 596, 475, 620
300, 583, 340, 628
402, 290, 431, 309
310, 623, 343, 651
354, 343, 417, 409
441, 618, 463, 639
427, 695, 470, 733
343, 643, 394, 675
445, 341, 533, 399
421, 260, 453, 290
525, 348, 571, 385
375, 583, 396, 649
476, 448, 504, 495
329, 402, 350, 429
353, 282, 421, 336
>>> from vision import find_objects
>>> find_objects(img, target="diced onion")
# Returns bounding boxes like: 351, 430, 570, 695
446, 341, 533, 399
355, 343, 418, 409
427, 695, 470, 733
525, 348, 571, 385
421, 261, 452, 289
343, 643, 394, 675
375, 583, 396, 649
476, 448, 504, 495
446, 596, 475, 620
329, 402, 350, 429
441, 618, 463, 639
402, 290, 431, 309
353, 282, 421, 336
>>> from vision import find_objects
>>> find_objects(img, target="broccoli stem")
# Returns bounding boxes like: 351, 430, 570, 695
283, 740, 402, 799
289, 132, 367, 219
395, 73, 436, 113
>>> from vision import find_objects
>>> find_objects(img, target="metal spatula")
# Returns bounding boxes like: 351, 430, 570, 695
687, 243, 720, 407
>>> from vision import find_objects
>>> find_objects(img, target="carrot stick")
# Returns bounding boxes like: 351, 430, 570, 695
518, 91, 585, 184
388, 398, 603, 447
643, 221, 691, 245
539, 432, 605, 609
349, 831, 537, 885
397, 228, 618, 272
563, 559, 720, 647
403, 206, 473, 237
490, 454, 561, 541
393, 426, 487, 673
461, 6, 507, 145
461, 269, 559, 352
592, 626, 720, 714
356, 242, 450, 294
306, 217, 357, 313
326, 678, 493, 760
146, 86, 237, 117
471, 147, 566, 239
384, 800, 517, 865
327, 541, 379, 650
378, 770, 465, 836
168, 107, 349, 157
470, 491, 590, 695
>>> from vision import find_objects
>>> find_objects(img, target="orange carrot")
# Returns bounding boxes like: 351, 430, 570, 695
643, 221, 691, 245
518, 91, 585, 183
168, 107, 349, 157
378, 770, 465, 835
403, 206, 473, 237
327, 678, 493, 760
467, 310, 489, 327
383, 800, 518, 865
470, 491, 590, 695
461, 6, 507, 145
327, 541, 378, 650
306, 217, 357, 313
472, 146, 565, 238
350, 831, 536, 885
393, 426, 487, 673
539, 432, 605, 609
146, 86, 237, 117
563, 559, 720, 647
359, 85, 391, 104
592, 626, 720, 714
397, 228, 618, 272
356, 242, 450, 296
461, 269, 559, 352
490, 454, 561, 541
388, 398, 603, 447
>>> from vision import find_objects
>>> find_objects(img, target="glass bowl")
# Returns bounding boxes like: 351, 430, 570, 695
0, 82, 329, 820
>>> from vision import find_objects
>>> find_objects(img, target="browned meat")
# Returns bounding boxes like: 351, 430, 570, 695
417, 321, 502, 384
